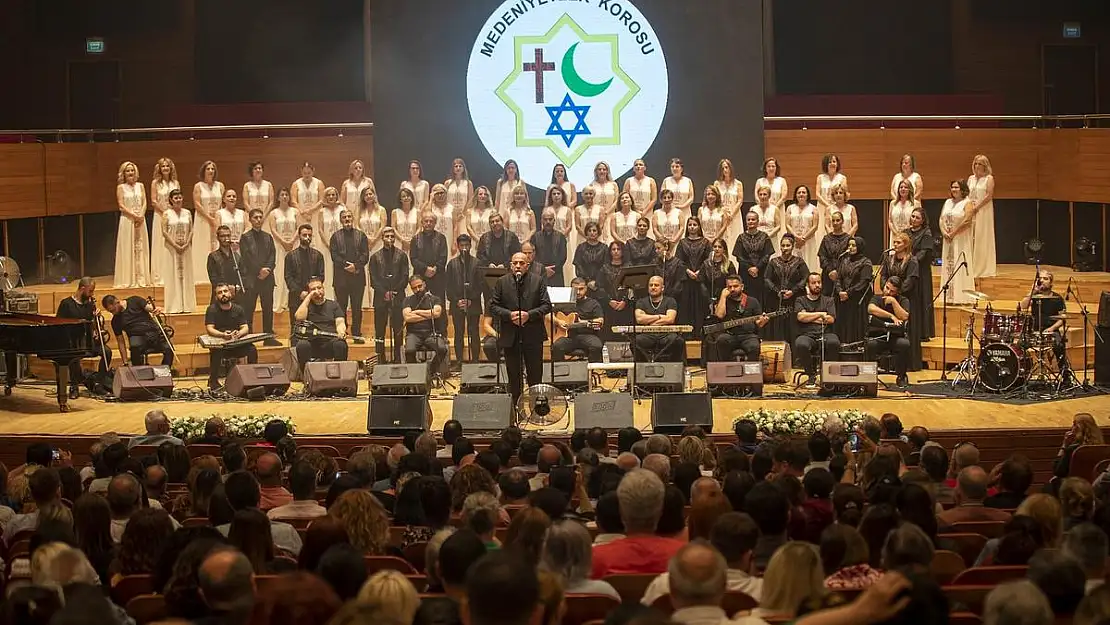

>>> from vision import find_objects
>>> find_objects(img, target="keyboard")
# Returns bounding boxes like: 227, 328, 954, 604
610, 325, 693, 334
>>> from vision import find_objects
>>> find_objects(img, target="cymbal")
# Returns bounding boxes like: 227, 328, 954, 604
955, 307, 981, 315
963, 290, 992, 301
1050, 313, 1073, 320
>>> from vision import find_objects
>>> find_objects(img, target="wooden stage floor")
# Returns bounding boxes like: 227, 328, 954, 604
0, 369, 1104, 438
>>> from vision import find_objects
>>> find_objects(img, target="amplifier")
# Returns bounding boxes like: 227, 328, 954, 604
371, 363, 429, 395
367, 395, 429, 434
821, 361, 878, 397
634, 362, 684, 393
574, 392, 634, 430
460, 363, 508, 393
303, 361, 359, 397
651, 392, 713, 434
706, 361, 763, 397
225, 364, 290, 399
541, 361, 590, 391
452, 394, 513, 431
112, 365, 174, 401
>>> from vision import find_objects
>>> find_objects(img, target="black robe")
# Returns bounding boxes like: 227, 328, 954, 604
763, 254, 809, 342
881, 255, 923, 371
907, 225, 936, 341
699, 258, 736, 328
653, 256, 685, 301
623, 236, 657, 267
818, 232, 851, 296
676, 237, 711, 332
573, 241, 608, 293
836, 254, 874, 345
733, 230, 774, 306
597, 261, 634, 340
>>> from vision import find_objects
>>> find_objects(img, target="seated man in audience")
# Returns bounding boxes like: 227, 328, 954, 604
190, 417, 228, 446
293, 276, 348, 371
439, 419, 463, 459
403, 275, 449, 373
254, 453, 292, 512
108, 473, 143, 542
1062, 523, 1108, 594
529, 445, 564, 491
197, 547, 257, 624
439, 528, 488, 603
983, 581, 1054, 625
203, 283, 259, 391
128, 409, 184, 448
145, 464, 168, 503
946, 441, 981, 486
1027, 549, 1087, 616
709, 274, 767, 362
442, 437, 475, 483
906, 425, 930, 466
633, 276, 684, 362
499, 469, 531, 506
937, 466, 1012, 529
591, 469, 684, 578
643, 453, 672, 484
985, 455, 1033, 509
793, 271, 840, 388
220, 471, 302, 555
551, 277, 604, 362
617, 452, 640, 471
463, 551, 540, 625
517, 437, 542, 473
805, 432, 832, 474
920, 444, 955, 507
773, 440, 810, 479
734, 419, 759, 455
745, 481, 790, 571
267, 461, 327, 520
654, 542, 732, 625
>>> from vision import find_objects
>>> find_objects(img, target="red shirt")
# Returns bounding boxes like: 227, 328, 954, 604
590, 534, 685, 579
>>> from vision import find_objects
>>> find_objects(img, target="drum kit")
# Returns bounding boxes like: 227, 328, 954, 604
948, 289, 1078, 396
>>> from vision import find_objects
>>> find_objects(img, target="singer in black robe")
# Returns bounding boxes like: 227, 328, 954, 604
676, 217, 711, 333
596, 242, 633, 341
732, 213, 774, 319
699, 239, 736, 328
835, 236, 874, 346
573, 222, 608, 294
530, 210, 568, 287
881, 237, 923, 371
653, 240, 685, 302
623, 217, 657, 267
763, 234, 809, 342
906, 208, 936, 342
445, 234, 483, 363
818, 211, 852, 297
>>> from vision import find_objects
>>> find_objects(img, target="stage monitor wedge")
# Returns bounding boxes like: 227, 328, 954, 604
371, 363, 429, 395
820, 361, 878, 397
459, 363, 508, 393
706, 361, 763, 397
651, 392, 713, 434
635, 362, 684, 393
541, 361, 589, 392
303, 361, 359, 397
574, 392, 634, 430
367, 394, 429, 435
113, 365, 174, 401
452, 394, 514, 432
225, 364, 290, 399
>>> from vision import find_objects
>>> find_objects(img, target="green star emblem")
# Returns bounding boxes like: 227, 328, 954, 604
495, 14, 640, 165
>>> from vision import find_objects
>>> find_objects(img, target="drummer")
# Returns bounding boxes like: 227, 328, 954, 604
1019, 269, 1066, 363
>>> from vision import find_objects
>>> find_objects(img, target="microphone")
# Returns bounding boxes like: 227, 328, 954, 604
837, 248, 852, 258
879, 246, 895, 255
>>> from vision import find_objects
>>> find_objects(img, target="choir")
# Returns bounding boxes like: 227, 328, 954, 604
109, 154, 1000, 375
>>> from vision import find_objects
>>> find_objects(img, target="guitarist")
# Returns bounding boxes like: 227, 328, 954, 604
204, 282, 258, 391
293, 276, 349, 373
552, 277, 604, 362
710, 275, 769, 363
866, 276, 911, 388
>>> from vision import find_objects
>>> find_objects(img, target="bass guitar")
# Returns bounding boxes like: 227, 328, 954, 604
293, 320, 343, 341
703, 309, 788, 337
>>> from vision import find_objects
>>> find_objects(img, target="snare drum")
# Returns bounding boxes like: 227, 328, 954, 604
977, 342, 1030, 392
760, 341, 791, 383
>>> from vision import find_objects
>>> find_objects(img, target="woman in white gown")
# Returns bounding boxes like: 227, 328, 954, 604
216, 189, 247, 247
191, 161, 223, 284
543, 186, 576, 284
358, 186, 387, 308
113, 161, 150, 288
291, 161, 326, 262
576, 187, 605, 245
149, 158, 179, 287
714, 158, 744, 247
465, 186, 497, 243
662, 158, 695, 225
506, 186, 535, 244
623, 159, 656, 215
445, 158, 473, 222
756, 157, 789, 210
826, 183, 858, 237
340, 159, 374, 224
243, 161, 275, 226
318, 187, 345, 299
160, 189, 195, 314
968, 154, 997, 278
889, 179, 916, 248
786, 185, 820, 272
608, 192, 641, 245
697, 186, 727, 243
939, 180, 975, 305
653, 189, 683, 249
426, 184, 457, 255
268, 188, 299, 314
549, 163, 577, 210
749, 186, 783, 256
494, 159, 525, 217
401, 160, 430, 214
393, 188, 421, 253
816, 154, 847, 235
585, 161, 619, 217
890, 153, 923, 208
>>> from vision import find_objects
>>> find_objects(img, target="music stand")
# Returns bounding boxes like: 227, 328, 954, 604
482, 267, 508, 292
618, 264, 656, 400
547, 286, 576, 385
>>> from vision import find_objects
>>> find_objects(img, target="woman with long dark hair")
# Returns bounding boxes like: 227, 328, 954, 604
73, 493, 115, 585
573, 221, 607, 294
818, 211, 852, 297
597, 241, 633, 341
733, 212, 773, 311
881, 232, 923, 370
835, 236, 873, 345
905, 207, 936, 343
699, 238, 736, 317
764, 233, 810, 341
676, 216, 711, 332
623, 217, 656, 267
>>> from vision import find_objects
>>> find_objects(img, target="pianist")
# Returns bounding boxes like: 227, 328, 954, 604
204, 283, 258, 391
866, 276, 911, 388
632, 275, 683, 362
102, 294, 174, 367
293, 276, 349, 372
55, 277, 111, 398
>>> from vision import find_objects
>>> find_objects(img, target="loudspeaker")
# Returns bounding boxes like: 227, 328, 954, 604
541, 361, 590, 391
303, 360, 359, 397
1098, 292, 1110, 327
574, 392, 634, 430
225, 364, 290, 399
634, 362, 684, 393
371, 363, 429, 395
706, 361, 763, 397
451, 394, 513, 431
112, 365, 174, 400
651, 392, 713, 434
459, 363, 508, 393
1096, 326, 1110, 386
820, 361, 878, 397
367, 394, 428, 434
604, 341, 634, 363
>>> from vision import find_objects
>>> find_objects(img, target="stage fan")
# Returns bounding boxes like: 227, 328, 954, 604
516, 383, 569, 429
0, 256, 24, 290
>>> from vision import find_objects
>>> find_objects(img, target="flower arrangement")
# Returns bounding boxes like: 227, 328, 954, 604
733, 408, 870, 437
169, 413, 296, 441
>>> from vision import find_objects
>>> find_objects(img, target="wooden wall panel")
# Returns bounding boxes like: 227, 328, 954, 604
0, 144, 49, 219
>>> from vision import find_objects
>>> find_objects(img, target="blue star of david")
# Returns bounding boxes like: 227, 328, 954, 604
545, 94, 591, 148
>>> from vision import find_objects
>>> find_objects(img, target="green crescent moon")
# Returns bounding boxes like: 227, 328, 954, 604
561, 42, 613, 98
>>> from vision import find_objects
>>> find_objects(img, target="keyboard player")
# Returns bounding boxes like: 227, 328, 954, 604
204, 283, 258, 391
632, 275, 683, 362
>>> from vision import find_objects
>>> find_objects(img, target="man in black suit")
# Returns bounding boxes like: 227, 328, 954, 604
411, 211, 449, 305
445, 233, 483, 363
369, 227, 410, 362
206, 226, 242, 305
530, 208, 567, 287
283, 224, 325, 332
490, 252, 552, 407
329, 208, 370, 344
477, 213, 521, 269
238, 209, 281, 345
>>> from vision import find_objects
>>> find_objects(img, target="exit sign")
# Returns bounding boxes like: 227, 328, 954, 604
1063, 23, 1081, 38
85, 38, 105, 54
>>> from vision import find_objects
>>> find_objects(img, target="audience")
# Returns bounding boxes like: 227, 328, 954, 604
439, 529, 488, 600
267, 460, 326, 520
985, 455, 1033, 510
592, 469, 683, 578
218, 471, 302, 555
357, 569, 421, 622
128, 409, 184, 448
740, 541, 825, 622
254, 452, 292, 511
937, 466, 1012, 528
744, 481, 790, 570
1028, 548, 1087, 616
820, 524, 882, 590
196, 547, 256, 625
1062, 522, 1108, 593
983, 580, 1054, 625
542, 519, 620, 598
1060, 477, 1097, 530
463, 551, 540, 625
111, 507, 174, 580
664, 541, 731, 625
643, 512, 763, 606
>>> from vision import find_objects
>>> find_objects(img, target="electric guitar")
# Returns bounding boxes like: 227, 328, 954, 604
703, 309, 788, 337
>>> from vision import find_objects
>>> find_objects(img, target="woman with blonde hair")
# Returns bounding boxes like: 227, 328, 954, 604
330, 489, 392, 555
1059, 477, 1096, 530
445, 157, 473, 212
890, 154, 923, 208
357, 186, 387, 308
356, 570, 420, 624
968, 154, 996, 278
881, 232, 923, 370
1055, 413, 1105, 481
737, 541, 825, 622
318, 186, 345, 298
537, 569, 567, 625
586, 161, 619, 215
113, 161, 150, 288
889, 179, 916, 246
340, 158, 375, 221
542, 185, 576, 284
506, 184, 535, 244
192, 160, 224, 281
400, 160, 430, 213
503, 506, 551, 566
825, 183, 858, 237
150, 157, 180, 286
425, 183, 457, 255
696, 185, 726, 243
715, 158, 745, 245
975, 493, 1063, 565
464, 185, 497, 242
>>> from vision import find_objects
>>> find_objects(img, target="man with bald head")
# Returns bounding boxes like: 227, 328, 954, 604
617, 452, 640, 471
937, 465, 1013, 528
490, 251, 552, 404
643, 453, 672, 483
108, 473, 142, 542
254, 452, 291, 511
128, 409, 183, 448
198, 547, 256, 624
530, 207, 567, 286
691, 477, 721, 501
667, 542, 731, 625
530, 445, 564, 491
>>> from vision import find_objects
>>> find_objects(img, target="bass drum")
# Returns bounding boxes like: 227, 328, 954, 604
977, 342, 1029, 392
760, 341, 791, 383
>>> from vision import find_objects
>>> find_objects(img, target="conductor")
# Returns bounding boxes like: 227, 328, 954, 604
490, 252, 552, 406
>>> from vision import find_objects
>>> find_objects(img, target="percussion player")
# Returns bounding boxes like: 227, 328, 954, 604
204, 282, 258, 391
102, 293, 173, 367
56, 277, 112, 398
1019, 269, 1066, 363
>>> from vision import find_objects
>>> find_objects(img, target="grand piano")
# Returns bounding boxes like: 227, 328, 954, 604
0, 311, 93, 412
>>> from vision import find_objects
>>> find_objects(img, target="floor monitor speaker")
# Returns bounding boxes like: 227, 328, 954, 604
303, 360, 359, 397
651, 392, 713, 434
367, 394, 429, 434
112, 365, 174, 400
225, 364, 290, 399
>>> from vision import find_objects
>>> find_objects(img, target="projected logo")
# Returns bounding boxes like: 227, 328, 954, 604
468, 1, 668, 184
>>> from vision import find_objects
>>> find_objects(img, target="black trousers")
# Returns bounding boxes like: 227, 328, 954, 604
714, 334, 761, 363
552, 334, 604, 362
374, 297, 404, 362
128, 334, 174, 366
503, 340, 544, 406
633, 333, 683, 362
294, 338, 349, 372
69, 343, 112, 388
451, 313, 482, 363
240, 278, 275, 334
405, 332, 449, 373
794, 333, 841, 376
208, 343, 258, 382
334, 275, 366, 337
287, 292, 304, 335
482, 337, 500, 362
866, 334, 911, 376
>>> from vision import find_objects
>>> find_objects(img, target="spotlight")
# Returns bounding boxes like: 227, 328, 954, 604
1075, 237, 1099, 272
1023, 238, 1044, 265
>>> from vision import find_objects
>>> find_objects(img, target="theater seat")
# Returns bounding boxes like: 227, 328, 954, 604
563, 594, 621, 625
125, 594, 167, 625
602, 574, 656, 604
950, 566, 1028, 586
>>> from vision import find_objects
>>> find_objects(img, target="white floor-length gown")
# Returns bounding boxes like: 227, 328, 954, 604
270, 206, 299, 313
889, 200, 915, 248
787, 203, 819, 272
507, 206, 532, 243
627, 177, 654, 214
113, 182, 150, 288
150, 179, 179, 286
344, 178, 373, 222
162, 208, 196, 313
217, 208, 247, 245
750, 204, 783, 256
611, 210, 641, 244
360, 207, 385, 308
940, 198, 975, 305
318, 205, 345, 299
890, 172, 923, 208
662, 177, 694, 225
716, 178, 744, 247
697, 206, 727, 243
192, 181, 223, 283
816, 173, 847, 237
968, 174, 997, 278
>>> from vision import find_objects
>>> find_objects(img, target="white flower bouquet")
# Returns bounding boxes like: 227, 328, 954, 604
169, 413, 296, 441
733, 408, 869, 438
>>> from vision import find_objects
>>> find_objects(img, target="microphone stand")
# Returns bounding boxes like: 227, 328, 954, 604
931, 251, 967, 382
513, 272, 529, 425
1068, 278, 1102, 390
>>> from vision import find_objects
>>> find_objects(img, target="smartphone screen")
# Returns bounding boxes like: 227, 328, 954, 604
848, 434, 860, 452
